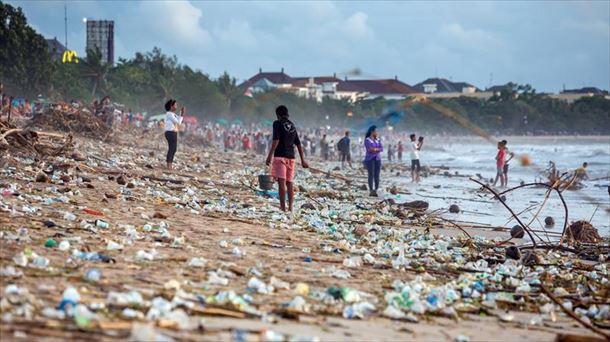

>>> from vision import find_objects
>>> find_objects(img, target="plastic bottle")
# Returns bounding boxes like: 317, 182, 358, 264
341, 288, 361, 303
95, 219, 109, 229
342, 302, 375, 319
247, 277, 272, 294
410, 298, 426, 314
58, 240, 70, 251
294, 283, 309, 296
269, 277, 290, 290
83, 208, 103, 216
426, 293, 439, 307
232, 247, 245, 257
261, 329, 284, 342
85, 269, 101, 282
63, 212, 77, 221
58, 287, 80, 315
342, 256, 362, 268
12, 252, 30, 267
332, 270, 351, 279
136, 250, 154, 261
188, 257, 206, 268
31, 256, 50, 269
106, 241, 123, 251
74, 304, 96, 328
207, 272, 230, 286
383, 305, 406, 320
287, 296, 308, 312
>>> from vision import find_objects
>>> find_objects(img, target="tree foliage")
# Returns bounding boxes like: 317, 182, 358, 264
0, 2, 54, 98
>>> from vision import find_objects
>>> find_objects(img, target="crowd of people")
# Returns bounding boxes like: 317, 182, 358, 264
161, 101, 430, 205
3, 87, 595, 210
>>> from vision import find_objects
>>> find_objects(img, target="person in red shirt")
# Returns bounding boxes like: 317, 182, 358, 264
242, 134, 251, 151
492, 141, 507, 187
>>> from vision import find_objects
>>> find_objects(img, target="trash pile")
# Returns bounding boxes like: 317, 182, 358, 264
0, 119, 74, 157
28, 107, 112, 140
565, 220, 603, 243
1, 123, 609, 341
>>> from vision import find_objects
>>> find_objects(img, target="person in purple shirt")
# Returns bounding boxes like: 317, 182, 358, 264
363, 125, 383, 197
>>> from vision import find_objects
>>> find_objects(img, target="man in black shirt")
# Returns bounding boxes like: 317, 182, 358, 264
265, 105, 309, 212
337, 130, 352, 169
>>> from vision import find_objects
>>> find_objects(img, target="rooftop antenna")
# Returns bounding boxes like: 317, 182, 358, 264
488, 72, 493, 88
64, 2, 68, 48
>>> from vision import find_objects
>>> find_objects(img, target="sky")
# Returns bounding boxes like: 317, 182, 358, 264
9, 0, 610, 92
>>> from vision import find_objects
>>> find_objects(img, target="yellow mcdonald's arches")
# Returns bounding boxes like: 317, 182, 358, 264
62, 50, 79, 64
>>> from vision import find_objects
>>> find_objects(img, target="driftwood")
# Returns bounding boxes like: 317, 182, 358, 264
140, 175, 184, 184
497, 182, 570, 244
436, 217, 473, 239
0, 122, 74, 157
470, 178, 539, 247
308, 166, 351, 183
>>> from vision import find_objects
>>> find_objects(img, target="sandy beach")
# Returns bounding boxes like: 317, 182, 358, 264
1, 121, 609, 341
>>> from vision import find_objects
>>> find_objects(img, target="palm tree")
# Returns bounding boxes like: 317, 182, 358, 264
216, 71, 239, 110
80, 47, 111, 97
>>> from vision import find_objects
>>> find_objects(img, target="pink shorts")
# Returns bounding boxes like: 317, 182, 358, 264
271, 157, 296, 182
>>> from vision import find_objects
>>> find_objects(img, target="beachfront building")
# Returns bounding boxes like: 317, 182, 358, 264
413, 77, 495, 100
414, 77, 480, 94
290, 76, 342, 102
85, 20, 115, 65
238, 68, 294, 94
549, 87, 610, 103
334, 77, 418, 102
238, 70, 417, 102
46, 37, 67, 62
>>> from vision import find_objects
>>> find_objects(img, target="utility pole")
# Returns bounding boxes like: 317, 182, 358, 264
64, 2, 68, 48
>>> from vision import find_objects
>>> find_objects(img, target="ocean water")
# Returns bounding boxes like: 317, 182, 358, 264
390, 136, 610, 237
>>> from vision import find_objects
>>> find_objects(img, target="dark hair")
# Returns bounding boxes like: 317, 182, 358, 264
275, 105, 289, 118
365, 125, 377, 139
164, 99, 176, 112
501, 140, 507, 145
410, 134, 416, 140
583, 162, 588, 167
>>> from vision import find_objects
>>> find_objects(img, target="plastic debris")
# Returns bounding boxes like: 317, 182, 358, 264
1, 114, 608, 341
84, 269, 101, 282
187, 257, 207, 268
343, 302, 376, 319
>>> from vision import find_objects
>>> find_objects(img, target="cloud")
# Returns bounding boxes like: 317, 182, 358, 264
213, 20, 257, 47
439, 23, 503, 51
138, 0, 211, 50
343, 12, 373, 40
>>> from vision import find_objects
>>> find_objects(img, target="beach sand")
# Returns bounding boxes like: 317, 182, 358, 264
0, 127, 606, 341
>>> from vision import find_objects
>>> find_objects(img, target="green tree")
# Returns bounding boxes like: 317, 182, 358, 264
0, 2, 54, 98
215, 71, 239, 110
80, 47, 112, 97
50, 61, 91, 102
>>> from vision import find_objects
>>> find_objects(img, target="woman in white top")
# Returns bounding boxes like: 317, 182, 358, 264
164, 99, 184, 170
